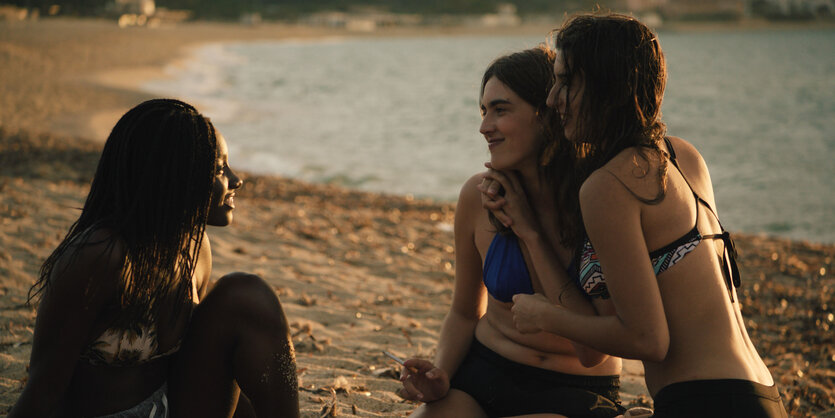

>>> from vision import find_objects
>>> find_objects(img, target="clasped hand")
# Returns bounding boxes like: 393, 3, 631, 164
511, 293, 551, 334
477, 163, 540, 240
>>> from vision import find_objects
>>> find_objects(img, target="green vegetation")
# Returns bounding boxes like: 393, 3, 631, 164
9, 0, 605, 20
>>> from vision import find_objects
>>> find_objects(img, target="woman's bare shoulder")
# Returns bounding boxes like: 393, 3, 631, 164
454, 172, 492, 236
590, 147, 662, 202
666, 136, 705, 164
457, 172, 487, 212
51, 228, 125, 295
580, 166, 636, 210
665, 135, 716, 203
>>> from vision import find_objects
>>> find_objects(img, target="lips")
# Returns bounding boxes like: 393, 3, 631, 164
223, 192, 236, 209
487, 138, 504, 150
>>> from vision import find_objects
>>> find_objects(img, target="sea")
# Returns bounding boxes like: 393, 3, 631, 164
143, 28, 835, 244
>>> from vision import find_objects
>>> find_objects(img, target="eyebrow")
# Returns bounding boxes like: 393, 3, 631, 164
481, 98, 512, 109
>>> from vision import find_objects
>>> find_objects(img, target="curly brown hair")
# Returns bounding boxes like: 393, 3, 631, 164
551, 12, 669, 249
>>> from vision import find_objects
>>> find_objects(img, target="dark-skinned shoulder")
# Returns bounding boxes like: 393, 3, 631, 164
45, 228, 125, 307
194, 231, 212, 299
12, 229, 126, 417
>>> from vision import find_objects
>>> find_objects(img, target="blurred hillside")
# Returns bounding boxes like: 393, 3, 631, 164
1, 0, 833, 25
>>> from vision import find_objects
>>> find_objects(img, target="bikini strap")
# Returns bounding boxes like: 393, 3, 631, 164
665, 138, 741, 301
701, 230, 742, 302
663, 137, 720, 223
663, 136, 678, 161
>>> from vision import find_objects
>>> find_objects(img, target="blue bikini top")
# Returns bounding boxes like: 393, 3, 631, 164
482, 233, 534, 302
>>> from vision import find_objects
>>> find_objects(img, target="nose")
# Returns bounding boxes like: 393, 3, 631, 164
479, 115, 493, 136
228, 168, 243, 190
546, 85, 558, 109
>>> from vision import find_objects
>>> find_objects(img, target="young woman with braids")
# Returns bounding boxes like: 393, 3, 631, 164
485, 13, 788, 417
10, 99, 299, 417
398, 46, 628, 418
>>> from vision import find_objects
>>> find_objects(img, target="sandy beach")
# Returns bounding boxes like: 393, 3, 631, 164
0, 17, 833, 417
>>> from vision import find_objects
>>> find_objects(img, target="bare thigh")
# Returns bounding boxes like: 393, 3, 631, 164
408, 389, 487, 418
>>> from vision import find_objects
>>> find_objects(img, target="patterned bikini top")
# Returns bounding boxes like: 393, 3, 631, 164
79, 321, 183, 367
80, 279, 200, 367
482, 233, 534, 303
575, 138, 741, 301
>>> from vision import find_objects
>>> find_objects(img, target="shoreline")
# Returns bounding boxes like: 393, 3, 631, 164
1, 17, 834, 416
83, 20, 835, 247
71, 16, 835, 147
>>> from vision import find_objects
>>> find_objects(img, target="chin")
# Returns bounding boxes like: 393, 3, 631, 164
207, 211, 233, 227
489, 156, 507, 170
489, 156, 522, 172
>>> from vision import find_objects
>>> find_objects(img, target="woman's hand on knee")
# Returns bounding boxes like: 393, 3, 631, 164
397, 359, 449, 403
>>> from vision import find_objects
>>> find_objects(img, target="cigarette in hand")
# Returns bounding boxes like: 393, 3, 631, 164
382, 350, 419, 373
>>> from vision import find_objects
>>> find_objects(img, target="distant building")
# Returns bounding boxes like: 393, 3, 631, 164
662, 0, 745, 19
612, 0, 745, 19
108, 0, 155, 16
615, 0, 665, 12
0, 5, 28, 21
479, 3, 522, 27
302, 11, 420, 31
750, 0, 835, 18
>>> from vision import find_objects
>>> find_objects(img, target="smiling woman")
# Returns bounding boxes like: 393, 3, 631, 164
506, 13, 788, 418
398, 46, 628, 418
208, 131, 243, 227
9, 99, 299, 418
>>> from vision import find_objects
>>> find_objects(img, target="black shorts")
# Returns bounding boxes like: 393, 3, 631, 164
652, 379, 788, 418
449, 339, 625, 418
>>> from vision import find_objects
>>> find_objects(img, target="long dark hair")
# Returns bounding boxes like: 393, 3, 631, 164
479, 45, 562, 235
30, 98, 218, 326
552, 13, 669, 248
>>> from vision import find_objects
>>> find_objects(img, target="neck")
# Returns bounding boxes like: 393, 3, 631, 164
517, 165, 554, 211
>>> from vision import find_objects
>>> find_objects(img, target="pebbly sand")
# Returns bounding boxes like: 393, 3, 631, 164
0, 17, 833, 417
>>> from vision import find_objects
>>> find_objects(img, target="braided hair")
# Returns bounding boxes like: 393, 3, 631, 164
31, 98, 218, 326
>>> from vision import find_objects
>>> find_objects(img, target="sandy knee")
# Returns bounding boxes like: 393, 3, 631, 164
202, 272, 287, 327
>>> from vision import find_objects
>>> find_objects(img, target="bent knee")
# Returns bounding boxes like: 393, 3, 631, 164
213, 272, 270, 292
203, 273, 287, 325
212, 272, 278, 302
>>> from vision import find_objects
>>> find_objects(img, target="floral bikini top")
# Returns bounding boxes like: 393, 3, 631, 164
575, 138, 741, 300
80, 279, 200, 367
80, 324, 176, 367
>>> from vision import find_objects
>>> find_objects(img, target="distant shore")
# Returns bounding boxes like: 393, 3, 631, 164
1, 17, 833, 417
3, 16, 833, 143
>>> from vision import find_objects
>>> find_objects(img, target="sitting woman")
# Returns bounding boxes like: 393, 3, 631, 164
10, 99, 299, 417
398, 47, 626, 418
504, 13, 788, 418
